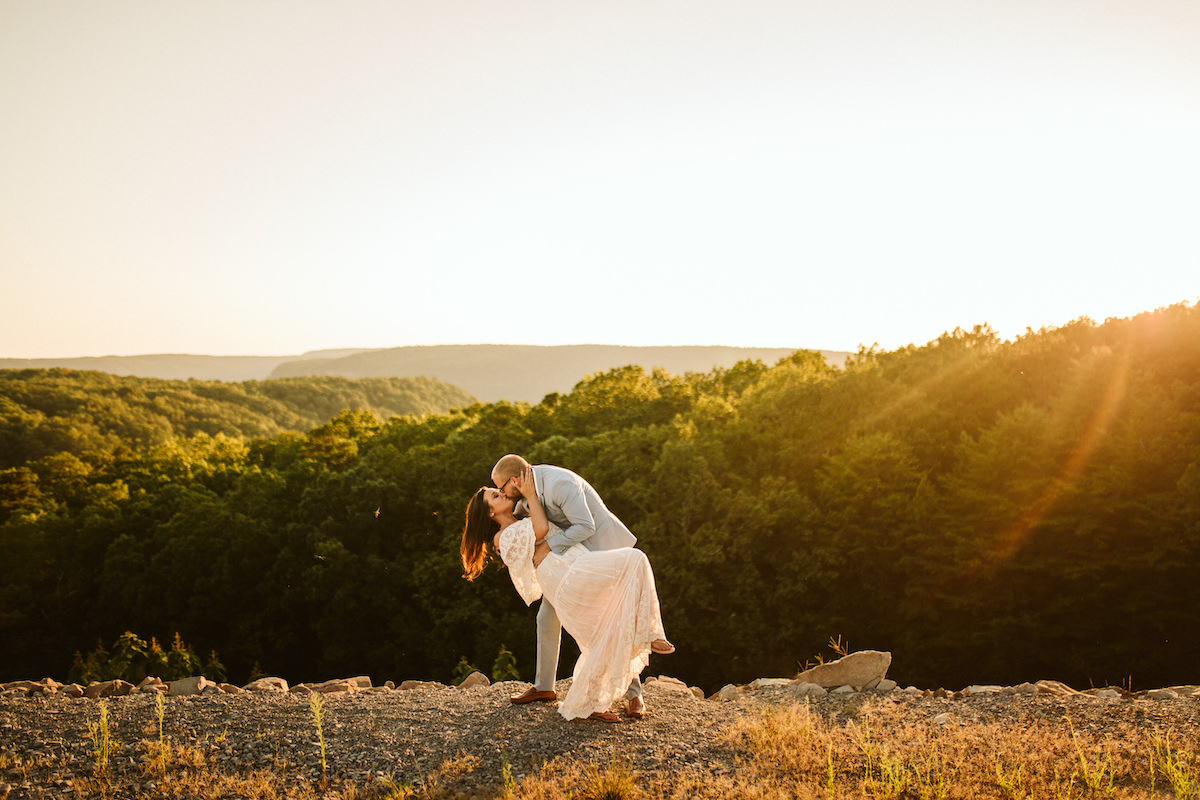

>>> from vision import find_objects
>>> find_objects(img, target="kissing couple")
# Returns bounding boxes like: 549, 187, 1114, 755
460, 454, 675, 722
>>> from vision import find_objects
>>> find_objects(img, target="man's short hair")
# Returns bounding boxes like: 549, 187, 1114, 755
491, 454, 529, 486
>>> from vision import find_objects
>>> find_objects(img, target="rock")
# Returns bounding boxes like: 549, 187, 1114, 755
308, 679, 357, 694
1090, 689, 1121, 698
289, 685, 313, 695
691, 686, 705, 699
218, 683, 241, 694
876, 679, 898, 692
457, 672, 490, 690
792, 650, 891, 690
86, 680, 133, 698
398, 680, 445, 691
832, 685, 856, 694
384, 680, 396, 690
711, 684, 741, 701
136, 676, 166, 693
793, 682, 827, 698
168, 676, 214, 696
1035, 680, 1085, 697
61, 683, 85, 698
963, 685, 1003, 696
1147, 688, 1179, 700
653, 676, 692, 693
748, 678, 791, 690
3, 680, 41, 693
1013, 682, 1039, 695
244, 677, 289, 693
934, 713, 954, 725
347, 676, 372, 689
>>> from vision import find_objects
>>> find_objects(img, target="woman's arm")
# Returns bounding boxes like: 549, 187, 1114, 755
515, 468, 549, 541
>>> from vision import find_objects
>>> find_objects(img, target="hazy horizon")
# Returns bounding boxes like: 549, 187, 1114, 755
1, 341, 850, 361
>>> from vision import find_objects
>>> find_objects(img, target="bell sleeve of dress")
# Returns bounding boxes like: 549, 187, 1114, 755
497, 518, 542, 606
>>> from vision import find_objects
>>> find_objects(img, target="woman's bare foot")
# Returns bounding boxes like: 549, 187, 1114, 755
651, 639, 675, 655
627, 696, 647, 718
588, 711, 620, 723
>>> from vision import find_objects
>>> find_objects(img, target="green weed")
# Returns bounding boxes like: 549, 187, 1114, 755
994, 755, 1025, 799
154, 691, 166, 774
86, 701, 113, 776
1152, 730, 1197, 800
309, 691, 327, 784
1069, 720, 1114, 797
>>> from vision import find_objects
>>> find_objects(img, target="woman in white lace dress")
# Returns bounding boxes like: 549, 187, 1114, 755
461, 469, 674, 722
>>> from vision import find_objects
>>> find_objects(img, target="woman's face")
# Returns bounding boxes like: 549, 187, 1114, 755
483, 487, 513, 516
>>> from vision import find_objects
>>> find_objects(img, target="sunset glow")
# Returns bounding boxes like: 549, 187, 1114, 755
1, 1, 1197, 359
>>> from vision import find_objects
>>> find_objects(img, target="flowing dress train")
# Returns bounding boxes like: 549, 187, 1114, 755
497, 518, 667, 720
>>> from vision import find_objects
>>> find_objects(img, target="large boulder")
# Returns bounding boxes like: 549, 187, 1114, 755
792, 650, 892, 690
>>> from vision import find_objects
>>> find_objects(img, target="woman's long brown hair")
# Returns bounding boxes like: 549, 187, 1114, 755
461, 488, 500, 580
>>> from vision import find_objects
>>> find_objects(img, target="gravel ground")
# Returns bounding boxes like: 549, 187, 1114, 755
0, 679, 738, 797
3, 679, 1200, 798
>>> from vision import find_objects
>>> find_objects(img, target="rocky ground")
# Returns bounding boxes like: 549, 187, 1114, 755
0, 678, 735, 798
3, 677, 1200, 798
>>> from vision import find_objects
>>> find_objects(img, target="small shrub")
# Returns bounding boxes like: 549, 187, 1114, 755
492, 644, 521, 683
70, 630, 226, 684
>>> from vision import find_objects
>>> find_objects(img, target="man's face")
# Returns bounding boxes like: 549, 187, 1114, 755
495, 472, 522, 500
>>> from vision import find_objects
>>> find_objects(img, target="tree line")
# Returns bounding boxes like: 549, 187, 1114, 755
2, 303, 1198, 692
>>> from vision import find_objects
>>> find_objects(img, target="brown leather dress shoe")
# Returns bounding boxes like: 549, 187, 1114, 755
509, 687, 557, 705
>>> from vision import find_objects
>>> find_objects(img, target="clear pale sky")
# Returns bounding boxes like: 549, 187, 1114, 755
2, 1, 1197, 359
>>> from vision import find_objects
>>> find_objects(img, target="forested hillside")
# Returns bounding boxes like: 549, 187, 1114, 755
2, 304, 1198, 694
0, 370, 477, 470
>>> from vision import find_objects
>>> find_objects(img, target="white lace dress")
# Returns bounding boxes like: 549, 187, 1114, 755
497, 517, 667, 720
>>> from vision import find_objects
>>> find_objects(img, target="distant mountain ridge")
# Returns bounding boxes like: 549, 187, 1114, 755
273, 345, 849, 403
2, 346, 850, 403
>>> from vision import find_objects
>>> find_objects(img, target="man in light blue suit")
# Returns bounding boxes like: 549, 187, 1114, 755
491, 453, 649, 718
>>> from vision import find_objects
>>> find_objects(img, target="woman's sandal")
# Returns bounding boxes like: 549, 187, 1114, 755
589, 711, 620, 723
650, 639, 676, 655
